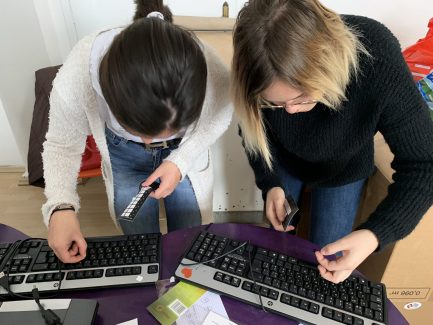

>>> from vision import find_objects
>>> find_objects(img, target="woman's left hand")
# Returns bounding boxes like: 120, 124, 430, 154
142, 161, 181, 199
314, 229, 379, 283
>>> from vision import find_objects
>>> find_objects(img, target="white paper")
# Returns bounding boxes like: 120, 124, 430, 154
201, 311, 238, 325
0, 299, 71, 312
116, 318, 138, 325
176, 291, 228, 325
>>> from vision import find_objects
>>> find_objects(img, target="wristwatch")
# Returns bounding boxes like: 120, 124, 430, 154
51, 203, 75, 215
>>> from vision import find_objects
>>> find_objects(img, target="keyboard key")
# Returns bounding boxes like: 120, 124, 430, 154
132, 266, 142, 275
32, 264, 49, 271
93, 269, 103, 278
241, 281, 253, 293
370, 295, 382, 304
333, 311, 343, 322
268, 290, 279, 300
300, 300, 310, 311
260, 287, 269, 297
228, 276, 239, 287
374, 311, 384, 322
223, 275, 232, 284
290, 297, 300, 307
343, 313, 353, 324
370, 302, 383, 312
280, 293, 291, 305
353, 317, 364, 325
148, 265, 158, 274
309, 303, 319, 314
105, 269, 115, 277
364, 307, 373, 319
322, 307, 333, 319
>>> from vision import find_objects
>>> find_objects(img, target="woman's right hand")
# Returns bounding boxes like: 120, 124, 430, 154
48, 210, 87, 263
266, 187, 295, 232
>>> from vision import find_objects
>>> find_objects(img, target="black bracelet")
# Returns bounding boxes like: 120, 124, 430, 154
51, 207, 75, 215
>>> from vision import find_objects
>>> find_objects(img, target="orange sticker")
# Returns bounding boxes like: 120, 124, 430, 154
181, 267, 192, 278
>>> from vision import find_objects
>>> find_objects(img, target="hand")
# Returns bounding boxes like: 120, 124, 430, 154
315, 229, 379, 283
265, 187, 295, 232
48, 210, 87, 263
142, 161, 181, 199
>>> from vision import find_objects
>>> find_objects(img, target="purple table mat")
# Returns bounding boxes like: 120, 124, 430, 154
0, 223, 408, 325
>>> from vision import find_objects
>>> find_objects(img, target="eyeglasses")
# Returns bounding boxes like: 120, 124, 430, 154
259, 98, 318, 109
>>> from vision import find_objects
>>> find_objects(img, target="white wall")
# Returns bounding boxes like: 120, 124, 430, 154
0, 98, 21, 166
0, 0, 52, 167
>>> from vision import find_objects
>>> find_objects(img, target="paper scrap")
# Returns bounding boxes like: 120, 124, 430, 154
116, 319, 138, 325
176, 291, 228, 325
202, 311, 238, 325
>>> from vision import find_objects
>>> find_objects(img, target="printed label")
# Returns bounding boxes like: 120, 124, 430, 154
168, 299, 188, 317
388, 288, 430, 299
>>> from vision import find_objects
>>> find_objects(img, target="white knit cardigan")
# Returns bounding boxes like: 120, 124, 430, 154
41, 32, 233, 227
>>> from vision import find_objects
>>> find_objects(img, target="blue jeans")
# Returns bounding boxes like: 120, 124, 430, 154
276, 166, 366, 248
105, 127, 201, 234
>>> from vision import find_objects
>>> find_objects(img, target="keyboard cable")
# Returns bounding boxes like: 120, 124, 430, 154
180, 239, 267, 312
0, 238, 63, 324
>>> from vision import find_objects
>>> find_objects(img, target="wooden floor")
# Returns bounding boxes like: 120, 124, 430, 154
0, 172, 169, 239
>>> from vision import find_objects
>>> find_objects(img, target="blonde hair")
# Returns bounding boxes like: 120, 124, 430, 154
232, 0, 369, 169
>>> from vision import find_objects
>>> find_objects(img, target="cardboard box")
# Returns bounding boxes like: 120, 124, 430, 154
392, 298, 433, 325
356, 133, 433, 324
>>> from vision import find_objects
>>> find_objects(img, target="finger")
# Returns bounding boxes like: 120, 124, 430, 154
57, 249, 78, 264
318, 264, 342, 284
152, 187, 166, 199
68, 243, 79, 256
266, 201, 283, 231
270, 216, 285, 232
318, 264, 335, 282
321, 267, 351, 284
142, 170, 161, 187
74, 237, 87, 258
315, 251, 332, 269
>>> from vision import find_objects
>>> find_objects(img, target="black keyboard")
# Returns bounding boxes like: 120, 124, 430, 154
175, 231, 387, 325
0, 233, 161, 297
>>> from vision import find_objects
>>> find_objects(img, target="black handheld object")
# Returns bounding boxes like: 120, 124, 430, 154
282, 195, 300, 230
119, 181, 160, 222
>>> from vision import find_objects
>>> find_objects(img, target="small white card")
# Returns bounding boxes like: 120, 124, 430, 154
116, 318, 138, 325
201, 311, 237, 325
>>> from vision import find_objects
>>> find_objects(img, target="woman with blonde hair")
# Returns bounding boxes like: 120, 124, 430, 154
232, 0, 433, 283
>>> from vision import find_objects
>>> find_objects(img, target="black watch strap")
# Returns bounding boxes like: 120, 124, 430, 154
51, 204, 75, 216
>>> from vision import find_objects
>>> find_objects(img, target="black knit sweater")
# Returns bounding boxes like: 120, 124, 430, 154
245, 15, 433, 249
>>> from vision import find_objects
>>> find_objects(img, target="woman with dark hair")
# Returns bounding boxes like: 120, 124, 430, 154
232, 0, 433, 283
43, 0, 232, 263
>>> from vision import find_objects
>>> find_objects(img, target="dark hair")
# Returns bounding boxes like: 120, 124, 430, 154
99, 0, 207, 137
133, 0, 173, 22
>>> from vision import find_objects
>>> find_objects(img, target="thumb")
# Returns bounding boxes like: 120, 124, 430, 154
320, 239, 348, 256
275, 201, 286, 223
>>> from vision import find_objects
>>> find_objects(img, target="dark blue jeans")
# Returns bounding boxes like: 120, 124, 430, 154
105, 127, 201, 234
276, 166, 366, 248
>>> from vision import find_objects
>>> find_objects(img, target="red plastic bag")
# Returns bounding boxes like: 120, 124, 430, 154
80, 135, 101, 171
403, 18, 433, 82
